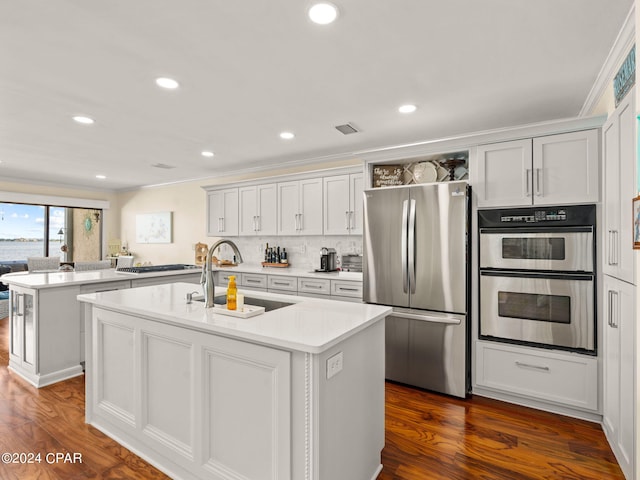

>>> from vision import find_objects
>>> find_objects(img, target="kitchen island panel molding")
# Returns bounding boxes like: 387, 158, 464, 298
81, 283, 388, 480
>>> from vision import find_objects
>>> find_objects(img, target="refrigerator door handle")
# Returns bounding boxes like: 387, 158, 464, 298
408, 198, 416, 294
401, 199, 409, 294
392, 309, 462, 325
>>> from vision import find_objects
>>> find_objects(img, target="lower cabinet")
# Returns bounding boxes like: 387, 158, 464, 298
9, 285, 83, 387
602, 275, 635, 480
475, 341, 598, 413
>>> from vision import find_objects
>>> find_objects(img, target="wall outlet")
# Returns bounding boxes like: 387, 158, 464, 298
326, 351, 343, 379
300, 244, 306, 254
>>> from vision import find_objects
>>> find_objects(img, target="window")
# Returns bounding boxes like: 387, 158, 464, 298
0, 203, 102, 263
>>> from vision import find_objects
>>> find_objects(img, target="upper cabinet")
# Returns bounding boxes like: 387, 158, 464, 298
239, 184, 277, 236
473, 129, 599, 207
602, 88, 636, 284
207, 188, 239, 236
323, 173, 364, 235
277, 178, 323, 235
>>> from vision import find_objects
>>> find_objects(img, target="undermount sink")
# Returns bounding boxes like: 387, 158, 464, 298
196, 294, 294, 312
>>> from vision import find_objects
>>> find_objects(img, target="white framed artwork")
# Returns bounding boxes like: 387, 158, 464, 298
136, 212, 172, 244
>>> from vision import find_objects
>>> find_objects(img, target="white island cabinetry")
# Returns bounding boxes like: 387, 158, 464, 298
1, 269, 201, 387
80, 283, 389, 480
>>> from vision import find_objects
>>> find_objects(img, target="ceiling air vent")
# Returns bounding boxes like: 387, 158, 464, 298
151, 163, 176, 169
335, 123, 359, 135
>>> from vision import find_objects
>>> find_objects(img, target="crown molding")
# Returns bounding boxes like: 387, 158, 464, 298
580, 3, 635, 116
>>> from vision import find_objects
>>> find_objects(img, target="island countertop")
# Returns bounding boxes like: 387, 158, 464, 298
77, 281, 390, 354
0, 266, 201, 289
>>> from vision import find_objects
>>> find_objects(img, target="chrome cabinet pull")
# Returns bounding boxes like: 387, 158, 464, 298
299, 213, 303, 231
525, 169, 532, 197
16, 293, 24, 317
515, 361, 549, 371
345, 211, 350, 230
608, 290, 613, 327
349, 210, 355, 230
338, 287, 359, 292
612, 290, 619, 328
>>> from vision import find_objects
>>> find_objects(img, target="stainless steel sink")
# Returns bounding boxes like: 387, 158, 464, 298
197, 295, 294, 312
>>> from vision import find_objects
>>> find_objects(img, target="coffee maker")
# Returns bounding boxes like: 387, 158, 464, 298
318, 247, 337, 272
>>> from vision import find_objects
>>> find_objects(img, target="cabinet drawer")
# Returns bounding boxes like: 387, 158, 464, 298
268, 275, 297, 292
331, 280, 362, 298
297, 278, 330, 295
240, 273, 267, 289
80, 280, 131, 293
475, 342, 598, 411
217, 272, 237, 286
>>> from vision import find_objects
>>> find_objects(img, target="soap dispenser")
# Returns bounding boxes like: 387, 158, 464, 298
226, 275, 237, 310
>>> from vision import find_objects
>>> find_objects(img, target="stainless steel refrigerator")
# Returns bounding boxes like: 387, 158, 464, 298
363, 181, 470, 397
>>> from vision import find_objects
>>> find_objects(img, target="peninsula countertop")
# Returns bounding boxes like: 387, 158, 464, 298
0, 266, 201, 289
78, 281, 390, 353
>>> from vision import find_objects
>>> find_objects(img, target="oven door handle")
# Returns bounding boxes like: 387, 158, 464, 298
479, 270, 594, 281
479, 226, 594, 234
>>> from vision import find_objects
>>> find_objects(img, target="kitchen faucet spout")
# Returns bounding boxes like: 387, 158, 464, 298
201, 239, 244, 308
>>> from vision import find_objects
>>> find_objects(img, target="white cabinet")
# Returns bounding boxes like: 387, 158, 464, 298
239, 184, 277, 236
475, 340, 598, 412
277, 178, 323, 235
8, 285, 83, 387
603, 89, 636, 284
206, 188, 239, 236
602, 275, 635, 480
323, 173, 364, 235
473, 129, 599, 207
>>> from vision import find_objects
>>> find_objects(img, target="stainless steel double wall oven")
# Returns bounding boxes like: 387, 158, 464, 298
478, 205, 596, 354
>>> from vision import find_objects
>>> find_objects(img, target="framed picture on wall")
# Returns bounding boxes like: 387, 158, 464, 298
136, 212, 172, 244
633, 195, 640, 249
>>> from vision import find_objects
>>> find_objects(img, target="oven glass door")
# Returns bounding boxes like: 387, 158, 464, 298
479, 230, 593, 272
479, 271, 594, 352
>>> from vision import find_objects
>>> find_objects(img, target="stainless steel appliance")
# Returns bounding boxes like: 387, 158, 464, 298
363, 181, 470, 398
478, 205, 596, 354
341, 254, 363, 272
318, 247, 337, 272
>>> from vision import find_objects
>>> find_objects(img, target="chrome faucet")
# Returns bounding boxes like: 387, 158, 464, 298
201, 239, 244, 308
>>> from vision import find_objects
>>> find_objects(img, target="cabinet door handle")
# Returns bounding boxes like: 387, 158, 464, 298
337, 287, 359, 292
299, 214, 303, 231
535, 168, 542, 196
350, 210, 355, 230
607, 231, 613, 265
273, 281, 289, 286
515, 361, 549, 371
257, 215, 261, 232
613, 230, 619, 265
345, 211, 350, 230
525, 169, 532, 197
304, 283, 323, 289
608, 290, 613, 326
246, 278, 262, 284
612, 290, 619, 328
15, 293, 24, 317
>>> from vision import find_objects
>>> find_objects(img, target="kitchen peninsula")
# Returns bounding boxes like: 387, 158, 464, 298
0, 267, 201, 387
78, 282, 390, 480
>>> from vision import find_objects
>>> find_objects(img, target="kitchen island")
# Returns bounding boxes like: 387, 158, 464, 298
78, 282, 390, 480
0, 267, 201, 387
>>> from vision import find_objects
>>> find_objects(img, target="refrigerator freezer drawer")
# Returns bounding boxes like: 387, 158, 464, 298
385, 309, 468, 398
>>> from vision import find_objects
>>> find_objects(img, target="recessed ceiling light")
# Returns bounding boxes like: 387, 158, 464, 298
96, 174, 106, 180
308, 3, 339, 25
201, 150, 215, 158
73, 115, 95, 124
398, 104, 417, 114
280, 131, 295, 140
155, 77, 180, 89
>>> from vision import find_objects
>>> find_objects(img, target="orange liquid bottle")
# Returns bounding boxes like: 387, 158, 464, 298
226, 275, 237, 310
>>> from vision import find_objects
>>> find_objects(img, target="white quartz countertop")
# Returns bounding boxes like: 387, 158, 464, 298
0, 267, 201, 289
213, 264, 363, 281
78, 282, 389, 354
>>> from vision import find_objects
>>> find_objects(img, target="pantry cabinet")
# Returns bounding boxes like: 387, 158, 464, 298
277, 178, 323, 235
473, 129, 599, 207
206, 188, 239, 236
602, 275, 635, 480
602, 88, 636, 284
323, 173, 364, 235
238, 184, 277, 236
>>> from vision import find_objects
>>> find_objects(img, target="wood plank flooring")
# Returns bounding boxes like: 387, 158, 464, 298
0, 316, 624, 479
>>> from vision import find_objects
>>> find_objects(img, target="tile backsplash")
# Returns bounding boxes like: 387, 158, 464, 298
212, 236, 362, 271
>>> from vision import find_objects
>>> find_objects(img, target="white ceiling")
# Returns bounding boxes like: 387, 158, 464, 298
0, 1, 633, 191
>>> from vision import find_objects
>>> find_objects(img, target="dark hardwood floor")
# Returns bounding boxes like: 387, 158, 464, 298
0, 316, 624, 479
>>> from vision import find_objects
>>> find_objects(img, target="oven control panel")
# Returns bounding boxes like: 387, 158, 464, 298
501, 209, 567, 223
